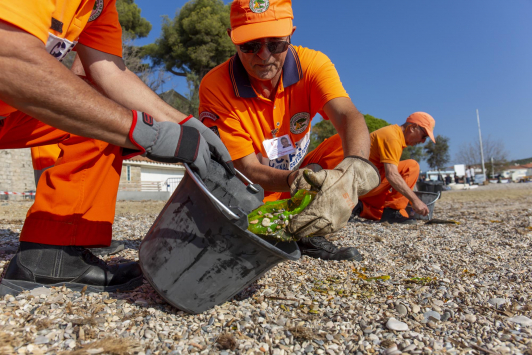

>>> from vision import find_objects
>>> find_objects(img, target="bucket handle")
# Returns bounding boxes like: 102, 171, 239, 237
184, 164, 240, 221
235, 169, 259, 193
426, 191, 441, 207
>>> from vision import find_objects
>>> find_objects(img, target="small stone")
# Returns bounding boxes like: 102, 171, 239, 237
396, 304, 408, 316
325, 321, 334, 328
441, 312, 451, 322
488, 298, 507, 307
261, 218, 271, 227
465, 314, 476, 323
507, 316, 532, 326
412, 305, 420, 313
30, 287, 51, 297
34, 336, 49, 345
386, 318, 409, 331
422, 311, 441, 323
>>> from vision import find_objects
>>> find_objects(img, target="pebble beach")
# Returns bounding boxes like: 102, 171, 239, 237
1, 183, 532, 355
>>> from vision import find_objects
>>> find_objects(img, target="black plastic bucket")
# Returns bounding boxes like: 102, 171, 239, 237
139, 160, 300, 314
406, 191, 440, 221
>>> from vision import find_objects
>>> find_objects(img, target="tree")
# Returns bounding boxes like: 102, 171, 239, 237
145, 0, 234, 80
364, 114, 389, 133
116, 0, 152, 39
455, 136, 508, 176
424, 135, 450, 170
401, 145, 426, 163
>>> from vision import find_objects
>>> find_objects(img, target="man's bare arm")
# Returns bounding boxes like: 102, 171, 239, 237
323, 97, 370, 159
76, 44, 188, 124
234, 153, 293, 192
0, 21, 135, 148
384, 163, 429, 215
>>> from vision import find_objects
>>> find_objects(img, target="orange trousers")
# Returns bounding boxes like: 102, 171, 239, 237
265, 134, 344, 202
359, 159, 419, 220
31, 145, 61, 170
0, 111, 123, 247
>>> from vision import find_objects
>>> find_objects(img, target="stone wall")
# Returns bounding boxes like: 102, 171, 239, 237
0, 149, 36, 200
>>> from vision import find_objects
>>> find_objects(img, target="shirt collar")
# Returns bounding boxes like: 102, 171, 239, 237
229, 45, 303, 99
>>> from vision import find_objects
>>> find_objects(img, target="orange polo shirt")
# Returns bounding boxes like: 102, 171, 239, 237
368, 124, 406, 173
199, 45, 348, 172
0, 0, 122, 117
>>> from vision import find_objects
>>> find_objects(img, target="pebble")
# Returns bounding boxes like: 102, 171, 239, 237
386, 318, 409, 331
488, 298, 507, 307
507, 316, 532, 326
30, 287, 51, 297
412, 304, 420, 313
422, 311, 441, 323
396, 303, 408, 316
465, 314, 477, 323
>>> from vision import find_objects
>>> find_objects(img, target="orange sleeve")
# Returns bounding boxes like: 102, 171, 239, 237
376, 130, 403, 166
0, 0, 54, 45
199, 83, 255, 161
305, 50, 349, 117
78, 0, 122, 57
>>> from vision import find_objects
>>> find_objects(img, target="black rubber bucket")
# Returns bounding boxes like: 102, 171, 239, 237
406, 191, 440, 221
139, 160, 300, 314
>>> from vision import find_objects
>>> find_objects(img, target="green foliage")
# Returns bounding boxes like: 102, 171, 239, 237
424, 135, 450, 170
308, 119, 337, 152
145, 0, 234, 79
116, 0, 152, 39
364, 114, 389, 133
401, 145, 426, 162
307, 114, 390, 152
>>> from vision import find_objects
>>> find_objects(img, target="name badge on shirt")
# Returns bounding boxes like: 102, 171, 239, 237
262, 134, 296, 160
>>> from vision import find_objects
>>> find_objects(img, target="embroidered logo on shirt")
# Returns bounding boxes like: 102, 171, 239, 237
249, 0, 269, 13
199, 111, 219, 122
50, 18, 63, 33
89, 0, 104, 22
290, 112, 310, 134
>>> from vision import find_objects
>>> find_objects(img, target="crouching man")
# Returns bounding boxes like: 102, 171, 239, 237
199, 0, 380, 261
353, 112, 436, 224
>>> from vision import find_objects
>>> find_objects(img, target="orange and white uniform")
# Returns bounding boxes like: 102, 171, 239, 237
0, 0, 124, 247
200, 45, 348, 201
358, 125, 420, 220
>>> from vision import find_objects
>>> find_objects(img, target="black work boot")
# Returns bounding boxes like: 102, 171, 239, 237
380, 208, 416, 224
352, 201, 363, 217
89, 240, 125, 257
0, 242, 143, 296
297, 236, 363, 261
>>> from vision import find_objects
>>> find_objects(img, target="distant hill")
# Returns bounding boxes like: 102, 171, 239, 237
508, 157, 532, 166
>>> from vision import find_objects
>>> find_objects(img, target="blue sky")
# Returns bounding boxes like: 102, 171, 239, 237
134, 0, 532, 166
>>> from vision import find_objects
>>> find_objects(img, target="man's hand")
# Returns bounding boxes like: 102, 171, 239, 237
412, 198, 429, 216
288, 156, 380, 238
180, 117, 235, 176
126, 111, 211, 178
289, 164, 323, 196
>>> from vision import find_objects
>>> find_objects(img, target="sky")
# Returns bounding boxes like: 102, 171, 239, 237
133, 0, 532, 168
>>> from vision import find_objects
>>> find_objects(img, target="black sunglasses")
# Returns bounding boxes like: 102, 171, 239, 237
239, 38, 291, 54
417, 125, 429, 140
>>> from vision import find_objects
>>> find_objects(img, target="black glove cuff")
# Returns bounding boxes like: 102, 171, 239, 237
344, 155, 381, 185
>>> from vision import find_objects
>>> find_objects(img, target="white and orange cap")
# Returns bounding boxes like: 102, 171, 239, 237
230, 0, 294, 45
406, 112, 436, 143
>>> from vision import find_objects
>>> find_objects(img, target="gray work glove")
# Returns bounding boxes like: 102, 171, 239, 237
181, 116, 236, 176
289, 164, 323, 196
123, 111, 211, 178
287, 156, 380, 238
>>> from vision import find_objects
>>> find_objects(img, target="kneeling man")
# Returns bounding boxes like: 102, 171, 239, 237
199, 0, 380, 261
354, 112, 435, 224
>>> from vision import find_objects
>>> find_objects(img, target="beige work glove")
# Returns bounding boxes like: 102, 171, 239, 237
287, 156, 380, 238
289, 164, 323, 196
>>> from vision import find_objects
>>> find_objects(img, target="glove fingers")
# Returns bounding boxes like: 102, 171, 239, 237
303, 170, 328, 189
208, 144, 236, 176
189, 136, 210, 179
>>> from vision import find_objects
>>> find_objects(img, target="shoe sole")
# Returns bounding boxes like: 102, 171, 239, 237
89, 244, 125, 257
0, 275, 143, 297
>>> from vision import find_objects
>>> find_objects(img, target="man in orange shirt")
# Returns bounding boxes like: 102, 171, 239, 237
200, 0, 380, 261
353, 112, 435, 223
0, 0, 234, 296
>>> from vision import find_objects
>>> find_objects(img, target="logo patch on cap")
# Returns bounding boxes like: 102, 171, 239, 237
290, 112, 310, 134
249, 0, 269, 13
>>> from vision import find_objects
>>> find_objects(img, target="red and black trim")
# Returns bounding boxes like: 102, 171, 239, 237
122, 110, 146, 160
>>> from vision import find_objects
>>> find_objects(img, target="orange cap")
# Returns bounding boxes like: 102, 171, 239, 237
406, 112, 436, 143
230, 0, 294, 45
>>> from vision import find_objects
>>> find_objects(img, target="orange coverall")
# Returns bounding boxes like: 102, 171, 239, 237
0, 0, 125, 247
359, 125, 420, 220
